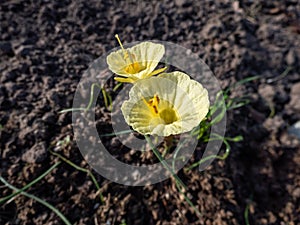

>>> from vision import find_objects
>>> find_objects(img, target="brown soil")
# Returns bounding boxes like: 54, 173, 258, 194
1, 0, 300, 225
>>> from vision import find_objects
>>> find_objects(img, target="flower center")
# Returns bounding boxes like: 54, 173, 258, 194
115, 34, 145, 74
159, 108, 178, 124
143, 95, 179, 125
124, 54, 145, 74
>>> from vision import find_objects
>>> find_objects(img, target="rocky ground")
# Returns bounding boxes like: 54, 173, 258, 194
0, 0, 300, 224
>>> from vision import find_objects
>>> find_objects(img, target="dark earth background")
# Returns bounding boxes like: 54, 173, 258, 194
1, 0, 300, 224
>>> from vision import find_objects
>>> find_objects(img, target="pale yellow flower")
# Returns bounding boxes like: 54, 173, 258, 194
106, 35, 166, 83
121, 71, 210, 136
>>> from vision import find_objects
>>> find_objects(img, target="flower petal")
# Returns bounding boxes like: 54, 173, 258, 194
121, 71, 210, 136
107, 42, 165, 81
114, 77, 136, 83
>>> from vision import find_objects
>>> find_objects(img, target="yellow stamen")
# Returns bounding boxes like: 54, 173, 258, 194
115, 34, 132, 64
115, 34, 142, 73
115, 34, 134, 63
146, 66, 168, 78
143, 94, 160, 115
143, 94, 179, 124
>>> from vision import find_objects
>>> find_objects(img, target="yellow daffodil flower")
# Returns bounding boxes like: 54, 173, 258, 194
106, 35, 167, 83
121, 71, 210, 136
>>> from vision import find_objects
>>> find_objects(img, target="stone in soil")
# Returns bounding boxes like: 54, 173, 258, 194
21, 142, 48, 164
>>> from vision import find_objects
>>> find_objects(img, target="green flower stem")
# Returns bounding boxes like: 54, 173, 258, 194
49, 150, 104, 204
0, 176, 72, 225
145, 135, 202, 217
101, 87, 112, 111
171, 139, 188, 171
244, 203, 251, 225
186, 134, 243, 171
244, 195, 253, 225
174, 181, 202, 218
145, 135, 187, 190
99, 129, 133, 137
59, 107, 88, 113
59, 83, 112, 113
185, 138, 230, 171
112, 82, 123, 92
0, 162, 61, 204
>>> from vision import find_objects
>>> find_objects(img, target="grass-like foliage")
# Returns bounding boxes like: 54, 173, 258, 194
188, 75, 260, 170
0, 141, 105, 225
56, 74, 260, 219
0, 162, 73, 225
0, 75, 258, 224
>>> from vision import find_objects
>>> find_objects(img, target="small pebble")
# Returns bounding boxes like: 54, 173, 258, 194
22, 142, 48, 163
288, 121, 300, 140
